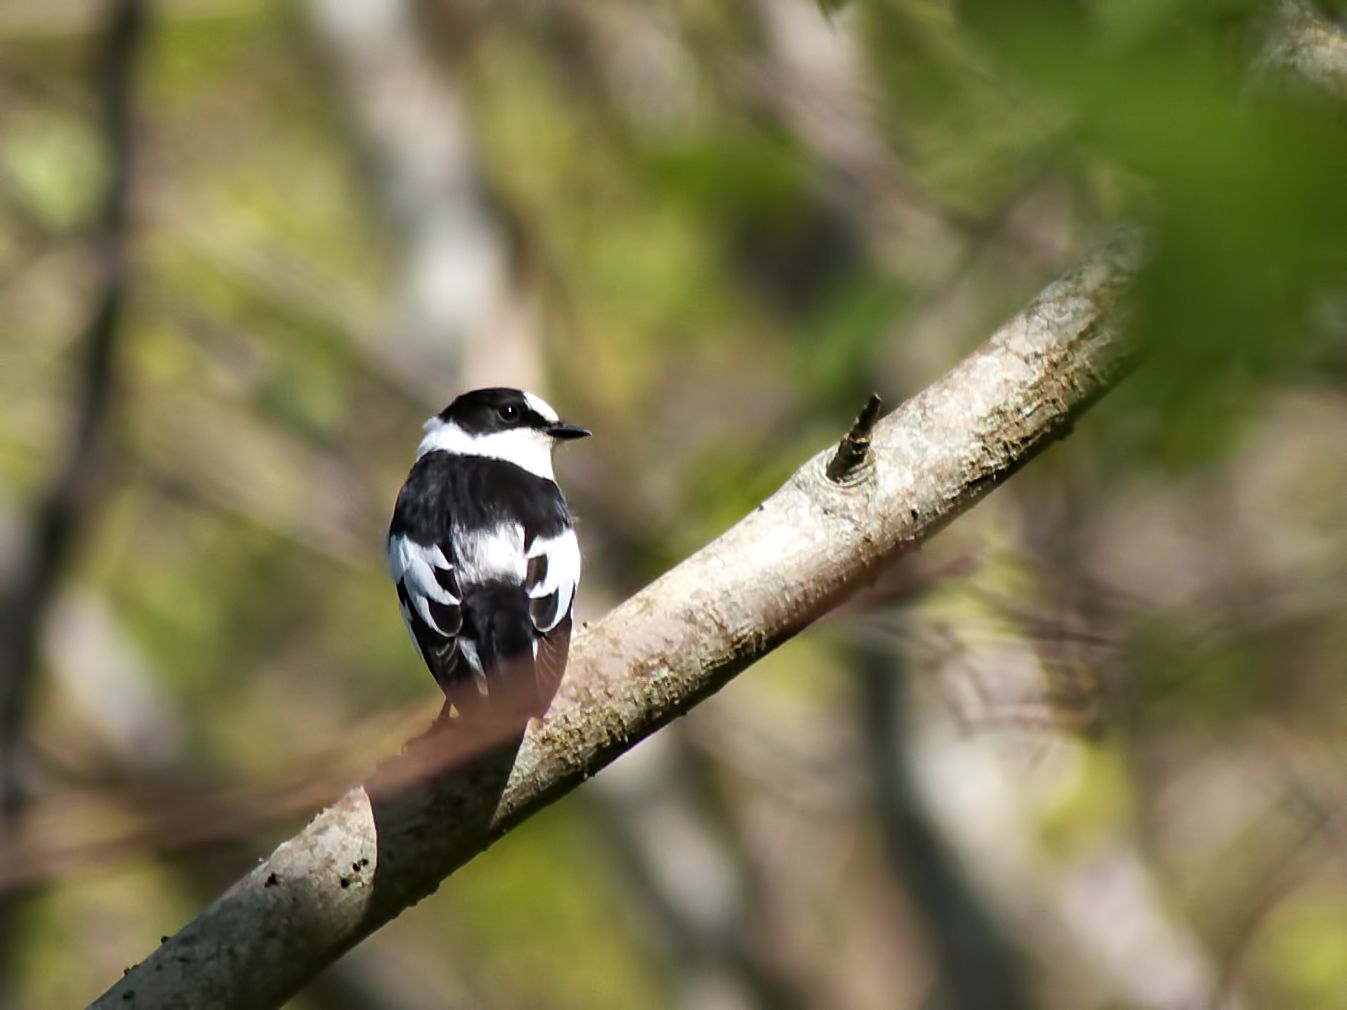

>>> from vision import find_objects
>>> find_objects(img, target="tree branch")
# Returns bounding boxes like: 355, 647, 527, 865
850, 634, 1032, 1010
92, 229, 1141, 1010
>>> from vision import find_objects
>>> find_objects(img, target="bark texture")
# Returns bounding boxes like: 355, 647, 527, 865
93, 232, 1142, 1010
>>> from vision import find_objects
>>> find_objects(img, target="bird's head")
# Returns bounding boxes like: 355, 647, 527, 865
418, 387, 589, 480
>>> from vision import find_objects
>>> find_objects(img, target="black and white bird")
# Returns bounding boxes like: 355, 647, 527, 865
387, 388, 588, 719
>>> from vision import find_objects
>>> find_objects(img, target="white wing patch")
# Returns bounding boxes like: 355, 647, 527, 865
455, 522, 527, 585
388, 534, 458, 636
527, 529, 580, 633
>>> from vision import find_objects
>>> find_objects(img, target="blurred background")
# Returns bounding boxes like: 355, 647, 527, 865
1, 0, 1346, 1007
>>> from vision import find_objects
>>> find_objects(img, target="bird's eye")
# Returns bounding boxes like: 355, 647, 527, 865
497, 403, 520, 422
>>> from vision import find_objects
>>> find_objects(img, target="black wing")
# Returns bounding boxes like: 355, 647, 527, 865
388, 533, 465, 691
532, 613, 572, 712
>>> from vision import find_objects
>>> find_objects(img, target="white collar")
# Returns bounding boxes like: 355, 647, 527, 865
417, 418, 557, 481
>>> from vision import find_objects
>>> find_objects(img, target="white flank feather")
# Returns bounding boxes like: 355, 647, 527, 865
527, 529, 581, 632
388, 534, 457, 635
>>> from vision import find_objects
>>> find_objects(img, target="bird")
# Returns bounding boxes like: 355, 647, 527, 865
387, 387, 589, 723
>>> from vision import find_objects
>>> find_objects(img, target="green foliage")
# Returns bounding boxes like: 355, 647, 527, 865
865, 0, 1068, 215
1254, 894, 1347, 1008
948, 0, 1347, 462
1126, 611, 1270, 725
443, 807, 663, 1010
1035, 741, 1137, 856
794, 273, 906, 410
0, 112, 102, 231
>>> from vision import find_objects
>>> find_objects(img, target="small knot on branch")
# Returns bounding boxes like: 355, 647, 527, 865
826, 393, 883, 483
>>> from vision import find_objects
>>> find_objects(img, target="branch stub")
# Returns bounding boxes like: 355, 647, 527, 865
825, 393, 883, 484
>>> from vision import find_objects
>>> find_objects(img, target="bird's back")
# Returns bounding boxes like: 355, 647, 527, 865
388, 450, 578, 716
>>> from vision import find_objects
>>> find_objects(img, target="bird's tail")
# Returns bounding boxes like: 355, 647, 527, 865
468, 584, 535, 676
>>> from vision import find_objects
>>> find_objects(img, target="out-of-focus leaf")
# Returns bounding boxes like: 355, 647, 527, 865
795, 271, 906, 411
944, 0, 1347, 463
0, 114, 102, 230
864, 0, 1068, 215
1255, 894, 1347, 1009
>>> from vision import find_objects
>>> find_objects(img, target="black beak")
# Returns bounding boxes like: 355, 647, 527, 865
547, 421, 591, 440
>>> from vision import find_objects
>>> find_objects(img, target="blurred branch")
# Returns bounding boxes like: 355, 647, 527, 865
591, 732, 809, 1010
850, 632, 1031, 1010
1257, 1, 1347, 99
0, 0, 226, 39
305, 0, 537, 398
0, 2, 145, 1000
0, 0, 144, 848
94, 229, 1142, 1010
